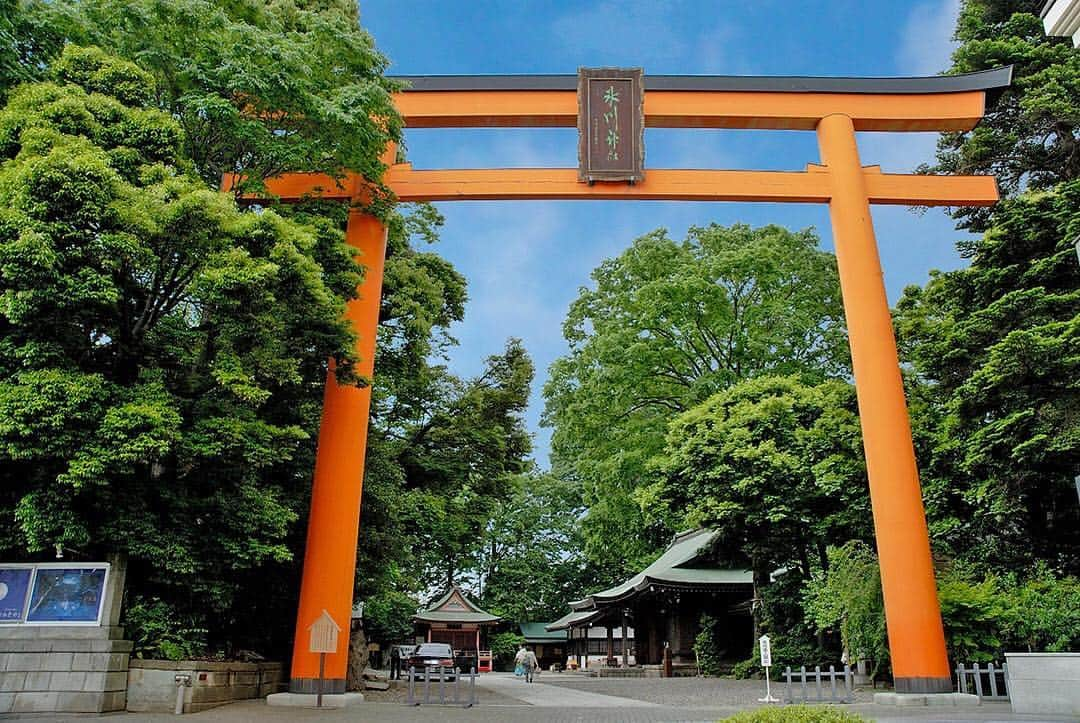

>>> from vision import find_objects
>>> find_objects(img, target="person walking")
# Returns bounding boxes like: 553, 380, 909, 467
523, 647, 540, 683
513, 645, 527, 678
390, 644, 401, 681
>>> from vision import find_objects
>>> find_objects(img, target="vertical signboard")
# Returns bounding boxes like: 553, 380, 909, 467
578, 67, 645, 183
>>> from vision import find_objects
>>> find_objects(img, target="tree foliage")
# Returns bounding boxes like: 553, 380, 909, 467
0, 45, 362, 648
21, 0, 402, 193
644, 376, 869, 641
928, 0, 1079, 230
803, 541, 888, 676
0, 0, 549, 664
543, 224, 849, 579
898, 0, 1080, 575
477, 473, 595, 624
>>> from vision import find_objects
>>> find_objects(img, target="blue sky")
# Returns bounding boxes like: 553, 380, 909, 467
360, 0, 969, 466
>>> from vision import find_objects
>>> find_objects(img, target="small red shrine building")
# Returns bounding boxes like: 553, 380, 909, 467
413, 586, 500, 672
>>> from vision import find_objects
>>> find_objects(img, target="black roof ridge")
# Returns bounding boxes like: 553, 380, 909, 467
391, 67, 1012, 95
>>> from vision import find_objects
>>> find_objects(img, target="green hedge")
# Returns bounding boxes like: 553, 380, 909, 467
722, 705, 866, 723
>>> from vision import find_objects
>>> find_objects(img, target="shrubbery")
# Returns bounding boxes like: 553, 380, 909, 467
722, 705, 866, 722
694, 614, 724, 676
123, 597, 209, 661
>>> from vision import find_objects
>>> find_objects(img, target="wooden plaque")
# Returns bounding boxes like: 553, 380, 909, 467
578, 67, 645, 183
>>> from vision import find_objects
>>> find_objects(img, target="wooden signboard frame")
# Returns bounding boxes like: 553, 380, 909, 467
577, 67, 645, 183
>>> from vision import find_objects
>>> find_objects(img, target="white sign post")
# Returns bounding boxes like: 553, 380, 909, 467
758, 634, 779, 703
308, 610, 341, 707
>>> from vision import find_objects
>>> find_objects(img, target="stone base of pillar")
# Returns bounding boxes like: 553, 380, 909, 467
873, 692, 979, 707
266, 692, 364, 708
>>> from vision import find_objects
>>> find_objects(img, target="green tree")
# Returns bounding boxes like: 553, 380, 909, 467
23, 0, 401, 193
803, 541, 888, 676
390, 339, 534, 590
644, 376, 869, 640
478, 473, 593, 623
928, 0, 1079, 230
0, 46, 362, 651
361, 589, 417, 648
543, 224, 849, 579
898, 0, 1080, 574
1, 0, 67, 97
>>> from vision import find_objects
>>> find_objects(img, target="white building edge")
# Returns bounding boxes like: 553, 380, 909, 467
1043, 0, 1080, 46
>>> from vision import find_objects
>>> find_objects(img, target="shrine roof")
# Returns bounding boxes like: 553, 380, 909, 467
519, 622, 567, 642
545, 609, 601, 632
391, 67, 1012, 96
414, 585, 500, 625
568, 529, 753, 611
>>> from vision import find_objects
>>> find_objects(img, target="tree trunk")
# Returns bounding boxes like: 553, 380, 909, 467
346, 620, 369, 691
751, 561, 769, 646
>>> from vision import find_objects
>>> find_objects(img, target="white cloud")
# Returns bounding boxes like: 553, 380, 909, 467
896, 0, 962, 76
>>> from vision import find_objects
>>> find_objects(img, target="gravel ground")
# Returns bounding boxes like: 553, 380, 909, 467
540, 675, 873, 707
1, 674, 1076, 722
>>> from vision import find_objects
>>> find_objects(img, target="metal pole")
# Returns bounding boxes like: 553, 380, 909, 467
622, 609, 629, 668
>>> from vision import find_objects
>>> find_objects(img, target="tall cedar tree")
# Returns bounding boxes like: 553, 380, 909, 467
897, 0, 1080, 574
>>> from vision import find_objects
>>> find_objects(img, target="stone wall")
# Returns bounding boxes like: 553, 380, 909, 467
0, 626, 131, 714
1006, 652, 1080, 717
126, 659, 283, 713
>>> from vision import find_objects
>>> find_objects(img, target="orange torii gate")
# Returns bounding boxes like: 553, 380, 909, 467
244, 67, 1010, 700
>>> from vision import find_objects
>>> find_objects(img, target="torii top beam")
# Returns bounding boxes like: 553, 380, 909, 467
390, 68, 1012, 131
238, 68, 1010, 207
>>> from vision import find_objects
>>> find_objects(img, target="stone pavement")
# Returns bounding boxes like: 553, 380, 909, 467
1, 672, 1077, 722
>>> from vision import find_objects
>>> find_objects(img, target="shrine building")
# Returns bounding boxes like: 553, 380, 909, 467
549, 529, 754, 675
413, 585, 499, 672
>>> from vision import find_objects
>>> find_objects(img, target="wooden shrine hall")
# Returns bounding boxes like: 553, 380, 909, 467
413, 585, 499, 672
549, 529, 754, 675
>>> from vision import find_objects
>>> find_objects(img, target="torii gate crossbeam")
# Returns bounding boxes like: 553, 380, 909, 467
241, 68, 1011, 700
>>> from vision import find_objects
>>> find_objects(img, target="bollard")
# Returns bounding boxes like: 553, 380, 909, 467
830, 665, 837, 701
407, 666, 416, 706
468, 666, 476, 708
454, 667, 460, 705
784, 666, 792, 704
439, 665, 446, 704
173, 674, 191, 715
424, 665, 431, 704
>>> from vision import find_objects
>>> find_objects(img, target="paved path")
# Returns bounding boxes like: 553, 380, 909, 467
475, 671, 659, 707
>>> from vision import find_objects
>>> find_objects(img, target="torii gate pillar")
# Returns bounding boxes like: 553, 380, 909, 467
817, 113, 951, 693
287, 206, 387, 695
